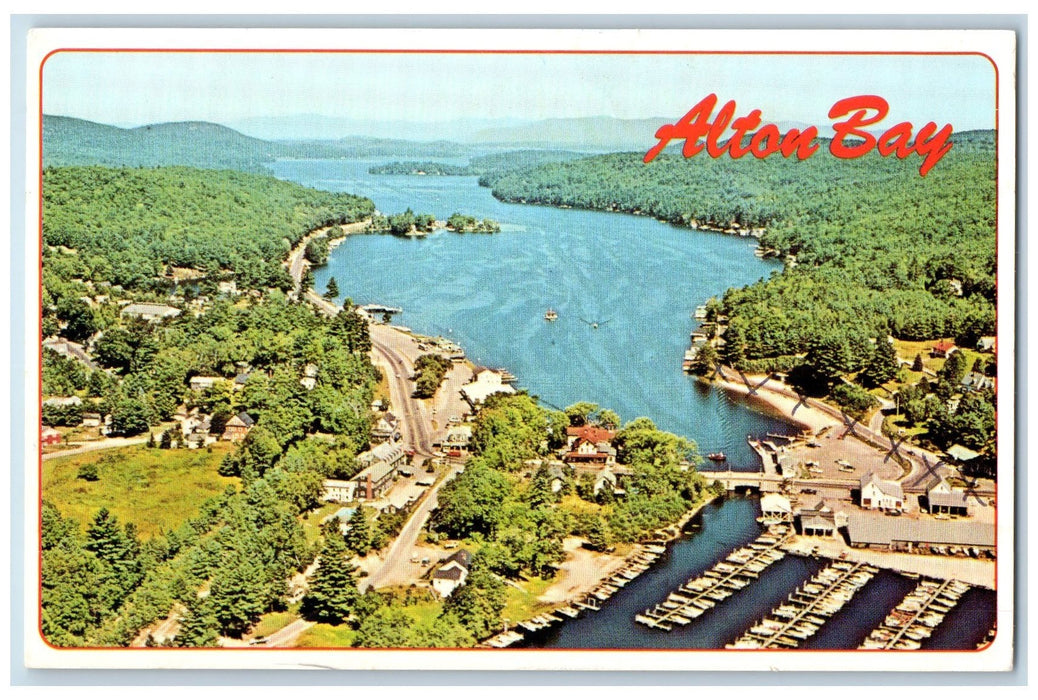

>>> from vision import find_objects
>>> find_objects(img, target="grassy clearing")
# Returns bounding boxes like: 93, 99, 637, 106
42, 443, 237, 538
301, 502, 344, 546
502, 576, 554, 623
294, 622, 356, 648
250, 610, 299, 639
892, 339, 948, 374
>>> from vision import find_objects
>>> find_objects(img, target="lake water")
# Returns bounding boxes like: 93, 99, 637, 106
267, 158, 995, 650
269, 158, 795, 468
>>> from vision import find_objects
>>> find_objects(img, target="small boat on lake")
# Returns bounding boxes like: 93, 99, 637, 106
707, 452, 726, 462
544, 308, 558, 321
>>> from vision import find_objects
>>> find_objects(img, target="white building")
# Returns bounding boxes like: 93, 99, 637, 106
323, 479, 358, 503
860, 471, 905, 511
460, 369, 515, 408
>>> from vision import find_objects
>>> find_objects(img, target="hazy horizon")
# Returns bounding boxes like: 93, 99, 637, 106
43, 51, 996, 142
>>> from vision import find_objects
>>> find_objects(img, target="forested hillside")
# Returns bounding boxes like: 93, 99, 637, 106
42, 166, 374, 292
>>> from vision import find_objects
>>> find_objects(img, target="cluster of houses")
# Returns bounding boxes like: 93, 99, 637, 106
177, 408, 255, 447
770, 469, 993, 556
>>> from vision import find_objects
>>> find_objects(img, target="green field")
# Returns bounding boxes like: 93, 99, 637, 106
294, 622, 356, 648
42, 443, 238, 538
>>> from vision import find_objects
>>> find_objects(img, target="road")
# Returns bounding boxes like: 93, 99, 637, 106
42, 435, 150, 461
369, 324, 437, 459
285, 220, 369, 298
362, 461, 464, 591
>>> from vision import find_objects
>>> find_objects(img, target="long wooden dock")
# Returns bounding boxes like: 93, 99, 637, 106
859, 578, 970, 650
728, 560, 878, 649
635, 528, 791, 631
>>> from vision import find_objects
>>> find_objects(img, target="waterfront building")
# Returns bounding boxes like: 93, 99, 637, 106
925, 476, 971, 517
796, 497, 841, 536
846, 512, 994, 553
760, 493, 793, 523
860, 471, 905, 511
460, 369, 515, 408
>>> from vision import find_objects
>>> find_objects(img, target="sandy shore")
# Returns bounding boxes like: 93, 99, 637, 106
708, 372, 838, 433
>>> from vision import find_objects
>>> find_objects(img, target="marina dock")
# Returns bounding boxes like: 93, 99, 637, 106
635, 528, 791, 631
728, 560, 878, 649
480, 542, 667, 647
859, 578, 971, 650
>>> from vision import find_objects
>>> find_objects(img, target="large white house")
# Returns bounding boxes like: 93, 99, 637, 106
431, 550, 472, 597
860, 471, 905, 511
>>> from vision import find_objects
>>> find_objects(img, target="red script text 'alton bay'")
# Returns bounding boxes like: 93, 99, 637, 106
643, 94, 955, 176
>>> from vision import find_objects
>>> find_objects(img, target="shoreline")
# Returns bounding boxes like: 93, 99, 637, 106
704, 371, 838, 434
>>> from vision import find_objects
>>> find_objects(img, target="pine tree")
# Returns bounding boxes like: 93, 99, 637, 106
344, 507, 371, 555
911, 353, 925, 372
860, 339, 899, 387
207, 552, 267, 637
300, 536, 359, 624
174, 598, 220, 647
324, 276, 340, 300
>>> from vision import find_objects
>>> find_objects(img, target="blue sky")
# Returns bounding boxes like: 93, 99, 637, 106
42, 50, 997, 136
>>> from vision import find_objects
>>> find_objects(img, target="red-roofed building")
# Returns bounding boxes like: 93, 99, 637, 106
564, 437, 617, 466
565, 425, 615, 450
932, 340, 956, 358
41, 427, 62, 446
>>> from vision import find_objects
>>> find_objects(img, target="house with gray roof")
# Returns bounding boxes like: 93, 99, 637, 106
121, 303, 181, 321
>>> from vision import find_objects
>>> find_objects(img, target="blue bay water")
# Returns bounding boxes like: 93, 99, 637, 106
269, 158, 795, 468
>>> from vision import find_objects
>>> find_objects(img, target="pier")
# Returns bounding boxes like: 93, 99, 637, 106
859, 578, 971, 650
728, 560, 878, 649
635, 528, 791, 631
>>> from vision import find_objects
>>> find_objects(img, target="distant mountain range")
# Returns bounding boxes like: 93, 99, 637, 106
43, 114, 994, 173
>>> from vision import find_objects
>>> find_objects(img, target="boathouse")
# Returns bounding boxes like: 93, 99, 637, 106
461, 369, 515, 408
760, 493, 793, 523
845, 512, 994, 553
925, 476, 971, 517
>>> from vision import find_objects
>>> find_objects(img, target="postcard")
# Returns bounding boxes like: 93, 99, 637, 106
22, 27, 1015, 672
